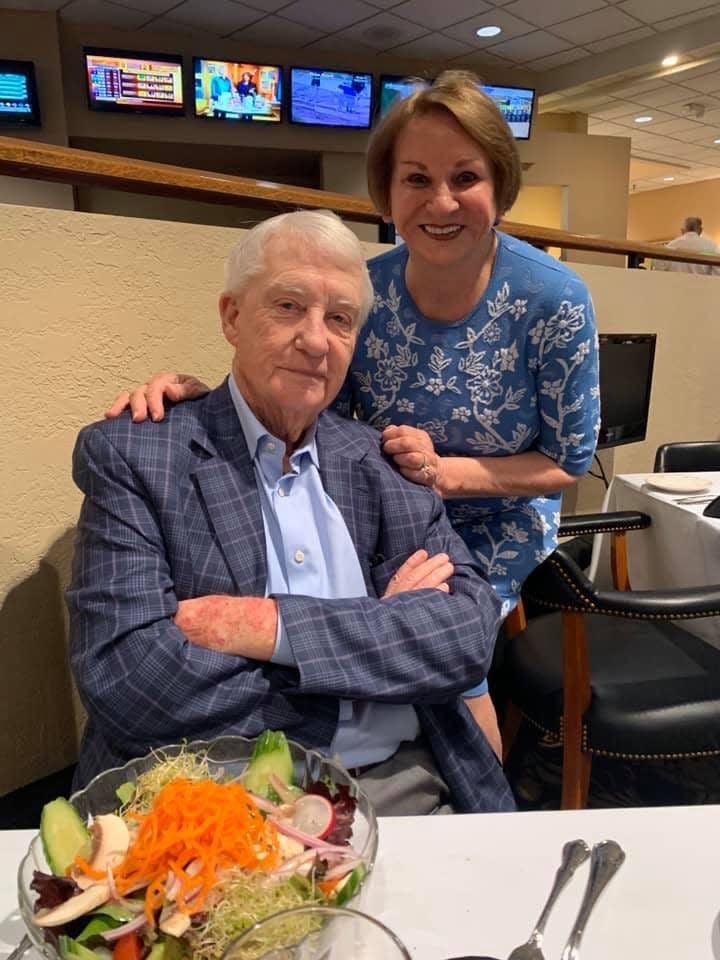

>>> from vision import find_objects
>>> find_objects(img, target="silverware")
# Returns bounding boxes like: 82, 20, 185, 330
673, 494, 715, 504
5, 935, 31, 960
506, 840, 590, 960
560, 840, 625, 960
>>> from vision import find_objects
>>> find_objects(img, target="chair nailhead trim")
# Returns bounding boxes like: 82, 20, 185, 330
559, 523, 648, 536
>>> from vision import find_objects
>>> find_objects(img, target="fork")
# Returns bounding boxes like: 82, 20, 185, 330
505, 839, 590, 960
560, 840, 626, 960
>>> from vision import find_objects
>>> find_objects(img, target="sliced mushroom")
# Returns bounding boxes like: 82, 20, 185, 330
33, 882, 111, 927
159, 910, 192, 938
73, 814, 130, 890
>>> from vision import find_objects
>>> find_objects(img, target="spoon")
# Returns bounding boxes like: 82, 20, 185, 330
560, 839, 625, 960
444, 838, 591, 960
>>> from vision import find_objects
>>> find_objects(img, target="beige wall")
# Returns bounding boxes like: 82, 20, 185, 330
628, 178, 720, 245
3, 201, 719, 792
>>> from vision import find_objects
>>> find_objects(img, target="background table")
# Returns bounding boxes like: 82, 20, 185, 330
3, 805, 720, 960
589, 471, 720, 649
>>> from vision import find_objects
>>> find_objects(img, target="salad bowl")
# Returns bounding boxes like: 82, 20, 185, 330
17, 735, 378, 960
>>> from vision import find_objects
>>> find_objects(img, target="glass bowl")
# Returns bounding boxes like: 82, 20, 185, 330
18, 735, 378, 960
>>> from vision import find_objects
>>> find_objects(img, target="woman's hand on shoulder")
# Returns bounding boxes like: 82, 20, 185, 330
381, 424, 444, 492
105, 371, 210, 422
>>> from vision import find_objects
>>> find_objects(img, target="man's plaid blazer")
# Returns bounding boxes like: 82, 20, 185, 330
67, 379, 515, 812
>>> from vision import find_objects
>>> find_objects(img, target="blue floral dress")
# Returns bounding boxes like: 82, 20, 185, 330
335, 230, 600, 613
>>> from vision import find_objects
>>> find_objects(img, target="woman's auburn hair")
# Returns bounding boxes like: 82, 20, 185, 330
366, 70, 522, 219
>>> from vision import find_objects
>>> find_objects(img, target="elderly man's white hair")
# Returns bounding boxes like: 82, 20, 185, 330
224, 210, 375, 326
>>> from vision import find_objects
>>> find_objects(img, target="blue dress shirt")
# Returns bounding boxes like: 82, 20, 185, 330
228, 375, 419, 767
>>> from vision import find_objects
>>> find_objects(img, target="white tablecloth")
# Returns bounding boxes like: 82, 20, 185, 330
589, 471, 720, 648
3, 805, 720, 959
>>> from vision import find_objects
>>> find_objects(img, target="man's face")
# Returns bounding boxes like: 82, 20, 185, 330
220, 235, 363, 435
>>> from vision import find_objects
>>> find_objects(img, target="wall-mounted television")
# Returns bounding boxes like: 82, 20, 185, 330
84, 48, 184, 116
483, 83, 535, 140
194, 58, 282, 122
0, 59, 41, 126
596, 334, 657, 449
376, 74, 535, 140
289, 67, 373, 129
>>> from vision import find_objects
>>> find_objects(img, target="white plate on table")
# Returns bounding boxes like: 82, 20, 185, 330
643, 473, 713, 494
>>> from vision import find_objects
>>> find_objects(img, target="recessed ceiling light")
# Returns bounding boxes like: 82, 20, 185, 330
634, 115, 653, 123
663, 176, 675, 181
476, 25, 502, 37
714, 137, 720, 144
662, 54, 679, 67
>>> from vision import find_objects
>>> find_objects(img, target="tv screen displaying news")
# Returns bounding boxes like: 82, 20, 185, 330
290, 67, 373, 128
482, 84, 534, 140
0, 59, 40, 126
194, 58, 282, 122
376, 75, 535, 139
597, 334, 657, 449
84, 48, 184, 115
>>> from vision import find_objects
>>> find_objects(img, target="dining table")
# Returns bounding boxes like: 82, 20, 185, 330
589, 470, 720, 649
2, 803, 720, 960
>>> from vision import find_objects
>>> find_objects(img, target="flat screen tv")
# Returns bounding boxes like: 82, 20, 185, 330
482, 83, 535, 140
376, 75, 535, 139
289, 67, 373, 129
84, 48, 184, 116
596, 334, 657, 449
194, 58, 282, 122
0, 59, 40, 126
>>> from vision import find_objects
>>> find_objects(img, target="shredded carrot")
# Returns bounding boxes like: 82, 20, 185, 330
74, 778, 280, 926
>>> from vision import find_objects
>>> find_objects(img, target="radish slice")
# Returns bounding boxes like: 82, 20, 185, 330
290, 794, 336, 839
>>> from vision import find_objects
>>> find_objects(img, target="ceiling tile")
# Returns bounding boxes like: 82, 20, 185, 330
229, 13, 319, 43
108, 0, 180, 11
59, 0, 152, 27
618, 79, 667, 97
280, 0, 378, 31
302, 33, 377, 53
526, 48, 589, 71
662, 94, 720, 116
442, 9, 536, 46
671, 60, 720, 81
551, 7, 645, 43
336, 10, 428, 48
140, 16, 216, 34
390, 32, 475, 59
363, 0, 406, 6
390, 0, 490, 30
164, 0, 261, 33
679, 70, 720, 93
588, 119, 634, 135
616, 0, 718, 25
482, 30, 571, 62
647, 117, 707, 133
654, 4, 720, 28
0, 0, 64, 7
592, 98, 652, 118
585, 24, 655, 53
683, 125, 720, 141
502, 0, 608, 29
241, 0, 296, 9
634, 84, 700, 106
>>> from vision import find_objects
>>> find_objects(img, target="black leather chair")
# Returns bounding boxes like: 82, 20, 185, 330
501, 512, 720, 809
654, 441, 720, 472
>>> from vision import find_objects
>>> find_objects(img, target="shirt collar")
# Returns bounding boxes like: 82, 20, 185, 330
227, 373, 319, 468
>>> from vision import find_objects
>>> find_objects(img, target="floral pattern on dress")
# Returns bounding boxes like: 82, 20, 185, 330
336, 231, 600, 609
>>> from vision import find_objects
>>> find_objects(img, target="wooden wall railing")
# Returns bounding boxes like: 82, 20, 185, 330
3, 135, 720, 269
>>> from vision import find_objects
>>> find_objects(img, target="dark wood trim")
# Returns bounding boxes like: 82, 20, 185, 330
610, 531, 631, 591
561, 611, 592, 809
3, 135, 720, 266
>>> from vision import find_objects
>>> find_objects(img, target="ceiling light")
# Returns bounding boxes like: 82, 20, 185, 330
662, 54, 679, 67
663, 176, 675, 181
714, 138, 720, 144
634, 115, 653, 123
476, 25, 502, 37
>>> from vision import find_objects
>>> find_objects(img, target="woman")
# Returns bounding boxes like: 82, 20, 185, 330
107, 71, 600, 758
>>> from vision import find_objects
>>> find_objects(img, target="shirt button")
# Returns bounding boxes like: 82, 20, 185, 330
294, 550, 305, 564
266, 441, 276, 451
277, 488, 286, 498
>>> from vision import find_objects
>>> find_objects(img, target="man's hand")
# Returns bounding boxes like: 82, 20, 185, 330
383, 549, 453, 598
105, 371, 210, 423
381, 425, 444, 491
175, 595, 278, 659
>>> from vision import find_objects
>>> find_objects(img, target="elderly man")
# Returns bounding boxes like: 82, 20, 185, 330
67, 210, 511, 814
653, 216, 720, 275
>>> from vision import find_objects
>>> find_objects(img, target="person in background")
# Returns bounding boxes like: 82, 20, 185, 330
209, 63, 232, 118
105, 71, 601, 760
652, 216, 720, 275
236, 71, 258, 102
69, 210, 510, 815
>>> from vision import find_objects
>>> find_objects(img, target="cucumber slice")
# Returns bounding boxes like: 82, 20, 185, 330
333, 863, 367, 906
41, 797, 91, 876
115, 781, 136, 806
243, 730, 294, 798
